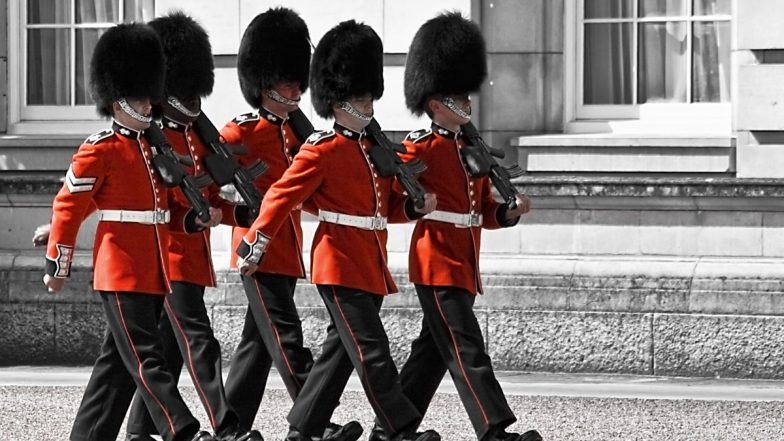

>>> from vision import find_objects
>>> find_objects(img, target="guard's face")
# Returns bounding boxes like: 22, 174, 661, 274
274, 81, 303, 102
347, 94, 374, 117
263, 81, 303, 115
164, 95, 201, 123
442, 93, 472, 123
114, 97, 153, 131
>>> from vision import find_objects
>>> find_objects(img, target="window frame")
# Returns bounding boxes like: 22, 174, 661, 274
7, 0, 148, 134
564, 0, 733, 134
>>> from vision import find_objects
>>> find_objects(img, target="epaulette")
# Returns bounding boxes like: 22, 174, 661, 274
306, 129, 336, 145
404, 128, 433, 143
84, 129, 114, 145
232, 113, 260, 125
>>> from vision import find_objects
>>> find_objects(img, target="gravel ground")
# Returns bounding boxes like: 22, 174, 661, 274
1, 385, 783, 440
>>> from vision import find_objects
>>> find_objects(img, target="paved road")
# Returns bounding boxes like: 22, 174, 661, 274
2, 367, 783, 440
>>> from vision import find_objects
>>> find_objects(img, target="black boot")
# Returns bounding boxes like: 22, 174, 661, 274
190, 431, 217, 441
483, 428, 543, 441
367, 424, 387, 441
391, 430, 440, 441
323, 421, 364, 441
234, 429, 265, 441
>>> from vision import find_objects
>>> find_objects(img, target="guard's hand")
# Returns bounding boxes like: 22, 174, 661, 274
32, 223, 51, 247
43, 274, 65, 293
505, 194, 531, 219
196, 207, 223, 228
414, 193, 437, 215
237, 257, 258, 277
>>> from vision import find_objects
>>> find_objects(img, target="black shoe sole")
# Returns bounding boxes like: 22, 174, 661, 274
519, 430, 543, 441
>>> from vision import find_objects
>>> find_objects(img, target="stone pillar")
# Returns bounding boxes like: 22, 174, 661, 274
1, 0, 8, 134
734, 0, 784, 177
476, 0, 563, 160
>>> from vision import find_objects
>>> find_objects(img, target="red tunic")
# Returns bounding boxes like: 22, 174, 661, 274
242, 124, 414, 295
220, 110, 305, 278
46, 121, 192, 295
401, 124, 511, 295
162, 117, 242, 287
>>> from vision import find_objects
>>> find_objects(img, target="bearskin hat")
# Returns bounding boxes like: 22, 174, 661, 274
89, 23, 165, 117
310, 20, 384, 118
404, 12, 487, 116
238, 7, 311, 108
148, 11, 214, 99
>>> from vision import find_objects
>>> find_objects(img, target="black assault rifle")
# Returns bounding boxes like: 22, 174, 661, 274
459, 122, 524, 209
365, 118, 428, 209
145, 123, 213, 223
192, 112, 267, 218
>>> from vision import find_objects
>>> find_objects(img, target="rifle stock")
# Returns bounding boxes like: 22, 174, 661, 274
192, 112, 266, 218
365, 118, 427, 209
144, 124, 212, 223
460, 122, 523, 209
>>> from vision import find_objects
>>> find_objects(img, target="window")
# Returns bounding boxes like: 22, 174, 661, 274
9, 0, 153, 132
567, 0, 732, 132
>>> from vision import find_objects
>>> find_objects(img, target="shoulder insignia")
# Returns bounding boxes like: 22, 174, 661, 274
232, 113, 260, 125
405, 128, 433, 143
85, 129, 114, 145
306, 129, 336, 145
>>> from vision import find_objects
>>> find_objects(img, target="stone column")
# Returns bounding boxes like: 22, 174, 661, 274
1, 0, 8, 134
475, 0, 564, 161
734, 0, 784, 177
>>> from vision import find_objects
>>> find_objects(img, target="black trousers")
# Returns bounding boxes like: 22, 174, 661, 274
287, 285, 421, 438
397, 285, 516, 440
70, 291, 199, 441
223, 273, 313, 432
126, 282, 239, 436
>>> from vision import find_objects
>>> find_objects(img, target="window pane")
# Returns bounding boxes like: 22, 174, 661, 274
27, 29, 70, 105
584, 23, 633, 104
124, 0, 155, 23
640, 0, 686, 17
76, 0, 119, 23
693, 21, 731, 102
638, 22, 687, 103
584, 0, 633, 19
28, 0, 70, 24
76, 29, 104, 105
694, 0, 731, 15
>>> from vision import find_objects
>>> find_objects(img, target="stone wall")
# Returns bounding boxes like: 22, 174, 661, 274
5, 174, 784, 379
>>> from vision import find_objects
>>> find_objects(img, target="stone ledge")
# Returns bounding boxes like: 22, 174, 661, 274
512, 134, 734, 148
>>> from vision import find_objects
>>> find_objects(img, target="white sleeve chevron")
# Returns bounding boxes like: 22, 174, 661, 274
65, 165, 97, 193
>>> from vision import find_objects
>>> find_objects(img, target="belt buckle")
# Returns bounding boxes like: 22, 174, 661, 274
469, 213, 481, 227
372, 216, 385, 230
154, 210, 165, 224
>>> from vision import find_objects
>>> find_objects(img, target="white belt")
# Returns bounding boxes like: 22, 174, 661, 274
98, 209, 171, 225
424, 210, 483, 228
318, 209, 387, 231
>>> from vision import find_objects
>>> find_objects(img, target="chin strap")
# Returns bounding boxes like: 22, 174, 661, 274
167, 96, 201, 119
117, 98, 152, 123
441, 97, 471, 120
339, 101, 372, 122
267, 89, 301, 106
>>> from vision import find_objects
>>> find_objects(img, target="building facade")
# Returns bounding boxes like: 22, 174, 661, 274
3, 0, 784, 379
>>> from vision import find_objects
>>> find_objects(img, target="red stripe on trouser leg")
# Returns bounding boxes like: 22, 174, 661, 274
164, 298, 218, 430
331, 286, 394, 430
253, 277, 302, 389
114, 293, 176, 435
431, 287, 490, 425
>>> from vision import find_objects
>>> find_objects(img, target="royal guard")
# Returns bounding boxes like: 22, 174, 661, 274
123, 12, 259, 441
371, 12, 541, 441
235, 20, 440, 441
218, 8, 360, 441
44, 23, 216, 441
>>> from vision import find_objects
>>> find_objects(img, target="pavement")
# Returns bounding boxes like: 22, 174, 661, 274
1, 367, 783, 440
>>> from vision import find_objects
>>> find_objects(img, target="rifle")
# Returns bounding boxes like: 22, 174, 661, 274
459, 122, 524, 209
364, 118, 428, 209
192, 112, 267, 218
144, 123, 213, 223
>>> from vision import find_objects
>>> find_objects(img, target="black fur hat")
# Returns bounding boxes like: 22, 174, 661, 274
148, 11, 214, 99
89, 23, 165, 117
404, 12, 487, 115
238, 7, 311, 108
310, 20, 384, 118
